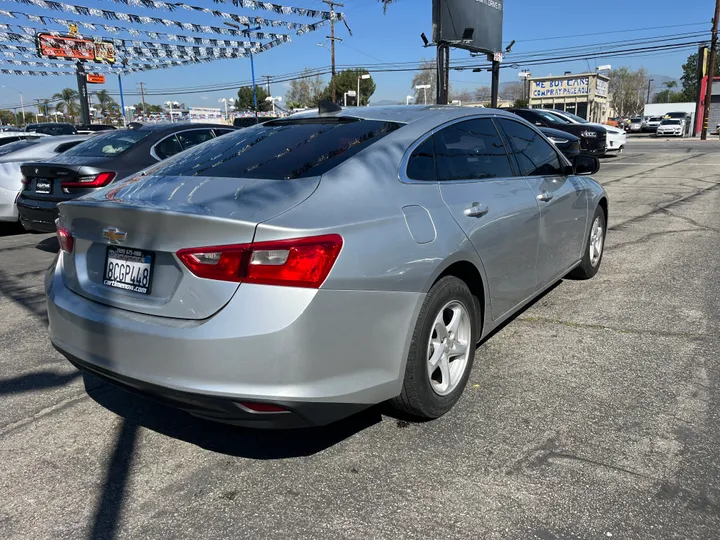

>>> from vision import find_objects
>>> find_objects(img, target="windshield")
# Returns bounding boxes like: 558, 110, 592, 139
558, 111, 588, 124
661, 119, 681, 125
0, 139, 37, 157
666, 113, 685, 118
152, 118, 402, 180
536, 111, 570, 125
60, 129, 151, 158
631, 118, 642, 123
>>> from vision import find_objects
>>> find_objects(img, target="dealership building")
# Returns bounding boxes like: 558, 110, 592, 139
527, 72, 610, 123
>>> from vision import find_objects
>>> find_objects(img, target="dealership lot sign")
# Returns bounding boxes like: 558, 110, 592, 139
532, 77, 590, 98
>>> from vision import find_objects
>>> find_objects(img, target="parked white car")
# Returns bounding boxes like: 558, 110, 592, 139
545, 109, 626, 155
656, 119, 684, 137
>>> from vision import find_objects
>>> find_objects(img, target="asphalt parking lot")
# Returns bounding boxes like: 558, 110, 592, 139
1, 139, 719, 540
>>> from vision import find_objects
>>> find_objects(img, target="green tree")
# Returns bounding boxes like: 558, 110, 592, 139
52, 88, 79, 118
92, 90, 117, 116
235, 85, 271, 112
653, 89, 686, 104
513, 98, 529, 108
680, 51, 720, 101
286, 69, 325, 108
0, 109, 16, 125
320, 69, 376, 106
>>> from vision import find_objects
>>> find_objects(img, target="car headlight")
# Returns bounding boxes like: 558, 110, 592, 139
580, 130, 598, 138
548, 136, 568, 145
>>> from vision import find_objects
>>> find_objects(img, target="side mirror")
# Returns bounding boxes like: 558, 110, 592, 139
572, 154, 600, 175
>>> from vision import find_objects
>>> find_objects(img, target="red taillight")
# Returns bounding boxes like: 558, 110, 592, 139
57, 225, 73, 253
176, 234, 343, 289
61, 171, 116, 188
21, 175, 29, 187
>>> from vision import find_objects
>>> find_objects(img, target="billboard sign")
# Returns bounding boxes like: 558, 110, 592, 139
596, 78, 609, 97
37, 33, 94, 61
433, 0, 504, 54
531, 77, 590, 98
87, 73, 106, 84
36, 33, 116, 64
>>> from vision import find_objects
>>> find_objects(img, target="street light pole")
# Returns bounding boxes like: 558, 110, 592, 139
2, 85, 25, 125
415, 84, 430, 105
357, 73, 370, 106
225, 21, 261, 123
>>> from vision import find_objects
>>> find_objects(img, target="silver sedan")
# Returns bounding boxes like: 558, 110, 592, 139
0, 135, 87, 222
46, 106, 608, 428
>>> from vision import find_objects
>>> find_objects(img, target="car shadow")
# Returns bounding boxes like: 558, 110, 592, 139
0, 222, 25, 237
84, 374, 382, 460
36, 236, 59, 253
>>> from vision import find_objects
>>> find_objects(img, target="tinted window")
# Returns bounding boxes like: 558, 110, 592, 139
153, 119, 401, 180
433, 119, 512, 181
0, 136, 22, 147
213, 128, 234, 136
62, 130, 151, 158
176, 129, 215, 150
154, 134, 183, 159
28, 124, 76, 136
499, 119, 564, 177
406, 136, 436, 181
0, 139, 37, 156
54, 140, 84, 153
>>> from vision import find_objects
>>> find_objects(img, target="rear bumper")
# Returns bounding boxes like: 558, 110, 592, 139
0, 185, 18, 221
17, 196, 58, 232
47, 259, 423, 427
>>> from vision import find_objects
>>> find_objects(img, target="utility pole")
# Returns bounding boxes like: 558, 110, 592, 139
491, 59, 500, 108
701, 0, 720, 140
137, 82, 147, 117
323, 0, 343, 103
262, 75, 271, 96
76, 61, 90, 125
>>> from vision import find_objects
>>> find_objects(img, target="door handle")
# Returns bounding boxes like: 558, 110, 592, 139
464, 203, 489, 218
537, 191, 554, 202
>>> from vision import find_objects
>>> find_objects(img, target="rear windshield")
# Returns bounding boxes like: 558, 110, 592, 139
0, 139, 37, 157
153, 118, 402, 180
61, 129, 151, 157
27, 124, 76, 136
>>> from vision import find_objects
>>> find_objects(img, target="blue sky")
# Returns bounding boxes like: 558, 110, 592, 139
0, 0, 714, 110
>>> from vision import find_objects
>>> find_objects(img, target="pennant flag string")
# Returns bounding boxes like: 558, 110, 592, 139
0, 11, 292, 40
1, 0, 339, 33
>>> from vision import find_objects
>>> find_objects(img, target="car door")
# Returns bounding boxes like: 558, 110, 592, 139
432, 117, 541, 321
497, 117, 588, 287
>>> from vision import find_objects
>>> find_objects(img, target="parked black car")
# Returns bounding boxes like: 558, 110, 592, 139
538, 127, 581, 160
25, 123, 77, 136
17, 122, 234, 232
507, 108, 607, 156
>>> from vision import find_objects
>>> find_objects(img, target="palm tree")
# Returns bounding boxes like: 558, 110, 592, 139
92, 89, 117, 116
52, 88, 79, 119
663, 80, 678, 103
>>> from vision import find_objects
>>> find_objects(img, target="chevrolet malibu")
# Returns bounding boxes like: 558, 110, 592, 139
47, 106, 608, 428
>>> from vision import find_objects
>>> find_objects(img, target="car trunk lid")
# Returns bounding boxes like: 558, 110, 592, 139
21, 158, 112, 201
58, 174, 320, 320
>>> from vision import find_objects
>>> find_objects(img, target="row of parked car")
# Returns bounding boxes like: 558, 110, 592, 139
615, 112, 692, 137
0, 122, 234, 227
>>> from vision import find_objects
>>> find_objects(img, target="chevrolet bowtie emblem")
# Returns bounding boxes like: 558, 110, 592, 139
102, 227, 127, 244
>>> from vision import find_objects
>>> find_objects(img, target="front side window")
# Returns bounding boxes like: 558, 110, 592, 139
406, 136, 436, 181
433, 119, 513, 181
498, 118, 564, 177
152, 118, 402, 180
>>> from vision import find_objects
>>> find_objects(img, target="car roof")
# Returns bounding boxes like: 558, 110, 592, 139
288, 105, 518, 124
129, 122, 231, 133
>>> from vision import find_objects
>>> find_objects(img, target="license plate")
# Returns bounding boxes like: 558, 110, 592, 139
104, 247, 154, 295
35, 180, 51, 194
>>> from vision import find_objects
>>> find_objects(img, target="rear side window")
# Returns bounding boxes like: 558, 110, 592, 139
498, 119, 563, 177
0, 139, 36, 156
433, 118, 513, 181
406, 137, 436, 181
176, 129, 215, 150
154, 134, 184, 160
62, 130, 151, 158
54, 140, 84, 153
153, 119, 402, 179
0, 136, 22, 147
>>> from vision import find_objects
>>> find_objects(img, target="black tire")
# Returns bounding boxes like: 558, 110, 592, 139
569, 205, 606, 280
390, 276, 479, 420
